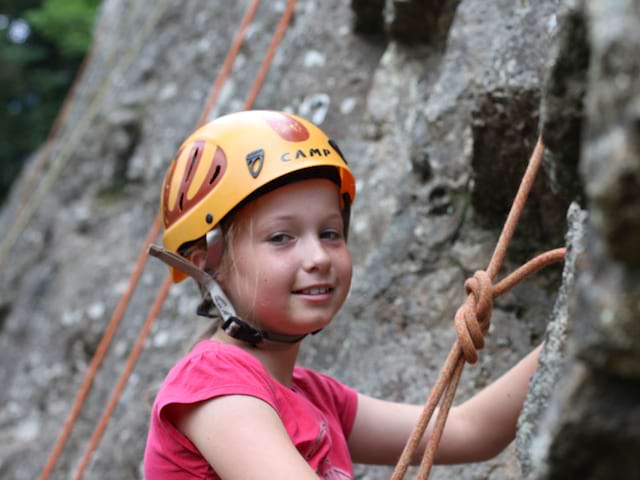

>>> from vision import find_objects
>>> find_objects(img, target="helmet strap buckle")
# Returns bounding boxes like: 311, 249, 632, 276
222, 317, 264, 347
148, 244, 308, 349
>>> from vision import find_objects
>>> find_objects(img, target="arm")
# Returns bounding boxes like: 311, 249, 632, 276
348, 344, 542, 465
168, 395, 320, 480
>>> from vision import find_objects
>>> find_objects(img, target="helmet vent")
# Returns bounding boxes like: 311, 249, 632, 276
179, 192, 184, 211
209, 165, 221, 184
185, 148, 199, 180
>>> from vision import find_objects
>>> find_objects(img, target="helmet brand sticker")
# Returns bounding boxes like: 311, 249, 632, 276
280, 148, 333, 162
246, 149, 265, 178
261, 111, 310, 142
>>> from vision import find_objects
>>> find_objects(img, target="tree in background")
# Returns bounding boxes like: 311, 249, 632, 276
0, 0, 100, 205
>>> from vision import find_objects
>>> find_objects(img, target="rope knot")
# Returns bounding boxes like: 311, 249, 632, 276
454, 270, 494, 364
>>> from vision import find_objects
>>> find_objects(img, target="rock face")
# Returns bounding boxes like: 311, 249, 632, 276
516, 202, 587, 476
517, 1, 640, 479
0, 0, 637, 479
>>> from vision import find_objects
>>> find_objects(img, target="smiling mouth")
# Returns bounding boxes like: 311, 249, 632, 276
293, 287, 333, 295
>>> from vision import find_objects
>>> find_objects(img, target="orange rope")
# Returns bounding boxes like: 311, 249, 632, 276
487, 138, 547, 280
196, 0, 261, 127
243, 0, 297, 110
70, 1, 298, 478
391, 136, 567, 479
73, 275, 172, 480
38, 1, 262, 478
38, 215, 162, 480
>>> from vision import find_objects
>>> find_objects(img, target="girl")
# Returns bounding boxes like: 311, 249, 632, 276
144, 110, 541, 479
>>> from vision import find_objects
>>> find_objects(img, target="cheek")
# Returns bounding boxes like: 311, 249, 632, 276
338, 249, 353, 286
257, 257, 295, 292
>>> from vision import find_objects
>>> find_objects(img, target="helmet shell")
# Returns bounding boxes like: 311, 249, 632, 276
161, 110, 356, 282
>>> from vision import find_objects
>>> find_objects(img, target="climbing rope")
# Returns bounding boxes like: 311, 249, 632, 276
72, 275, 173, 479
37, 0, 268, 478
34, 2, 557, 478
66, 1, 297, 479
38, 215, 162, 480
391, 137, 567, 479
0, 0, 173, 273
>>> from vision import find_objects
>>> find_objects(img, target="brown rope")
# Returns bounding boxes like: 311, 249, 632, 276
196, 0, 261, 127
71, 1, 298, 478
39, 1, 263, 478
243, 0, 297, 110
73, 275, 172, 480
487, 138, 546, 280
38, 214, 162, 480
391, 136, 567, 479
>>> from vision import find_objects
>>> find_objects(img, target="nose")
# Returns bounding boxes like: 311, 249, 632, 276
301, 235, 331, 273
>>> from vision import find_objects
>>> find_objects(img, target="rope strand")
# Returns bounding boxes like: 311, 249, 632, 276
38, 214, 162, 480
72, 275, 172, 480
392, 136, 567, 479
39, 1, 267, 477
69, 2, 297, 478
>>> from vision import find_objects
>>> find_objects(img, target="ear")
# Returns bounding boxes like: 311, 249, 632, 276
188, 248, 225, 282
187, 249, 208, 270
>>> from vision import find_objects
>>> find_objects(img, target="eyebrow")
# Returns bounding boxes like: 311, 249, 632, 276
259, 212, 343, 227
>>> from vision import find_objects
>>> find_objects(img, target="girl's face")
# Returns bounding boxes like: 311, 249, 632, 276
218, 178, 352, 335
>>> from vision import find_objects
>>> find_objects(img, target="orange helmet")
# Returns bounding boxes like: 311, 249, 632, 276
160, 110, 356, 282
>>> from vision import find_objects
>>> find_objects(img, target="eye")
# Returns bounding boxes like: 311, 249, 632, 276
320, 229, 343, 241
268, 233, 293, 245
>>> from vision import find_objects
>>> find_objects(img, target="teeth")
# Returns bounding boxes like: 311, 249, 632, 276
300, 287, 330, 295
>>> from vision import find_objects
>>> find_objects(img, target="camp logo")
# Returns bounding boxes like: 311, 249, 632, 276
261, 111, 310, 142
246, 149, 265, 178
280, 147, 332, 162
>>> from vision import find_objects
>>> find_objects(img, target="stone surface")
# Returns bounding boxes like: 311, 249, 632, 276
351, 0, 385, 35
582, 0, 640, 266
540, 0, 589, 203
516, 203, 587, 477
515, 0, 640, 478
351, 0, 461, 44
3, 0, 631, 479
410, 0, 571, 257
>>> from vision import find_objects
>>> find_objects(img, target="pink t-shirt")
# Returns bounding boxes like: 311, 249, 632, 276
144, 340, 358, 479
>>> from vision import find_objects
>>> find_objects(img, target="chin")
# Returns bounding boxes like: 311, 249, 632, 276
279, 316, 333, 336
302, 317, 334, 334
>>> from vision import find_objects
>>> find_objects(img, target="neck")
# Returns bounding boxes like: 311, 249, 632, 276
212, 329, 301, 386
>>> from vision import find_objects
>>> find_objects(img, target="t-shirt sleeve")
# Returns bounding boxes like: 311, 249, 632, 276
299, 369, 359, 438
154, 343, 278, 451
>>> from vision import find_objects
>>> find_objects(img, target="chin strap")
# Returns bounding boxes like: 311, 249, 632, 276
148, 245, 307, 349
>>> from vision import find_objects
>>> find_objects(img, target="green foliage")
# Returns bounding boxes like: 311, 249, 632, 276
0, 0, 99, 205
26, 0, 100, 57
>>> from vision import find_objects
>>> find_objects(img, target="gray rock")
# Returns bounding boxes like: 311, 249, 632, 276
540, 0, 589, 202
5, 0, 633, 478
581, 0, 640, 266
517, 0, 640, 477
351, 0, 386, 35
516, 203, 587, 477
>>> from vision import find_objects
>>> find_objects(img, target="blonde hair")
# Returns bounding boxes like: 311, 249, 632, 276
190, 213, 263, 343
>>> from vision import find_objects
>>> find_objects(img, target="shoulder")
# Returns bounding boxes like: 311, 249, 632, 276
156, 340, 278, 415
293, 367, 356, 400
